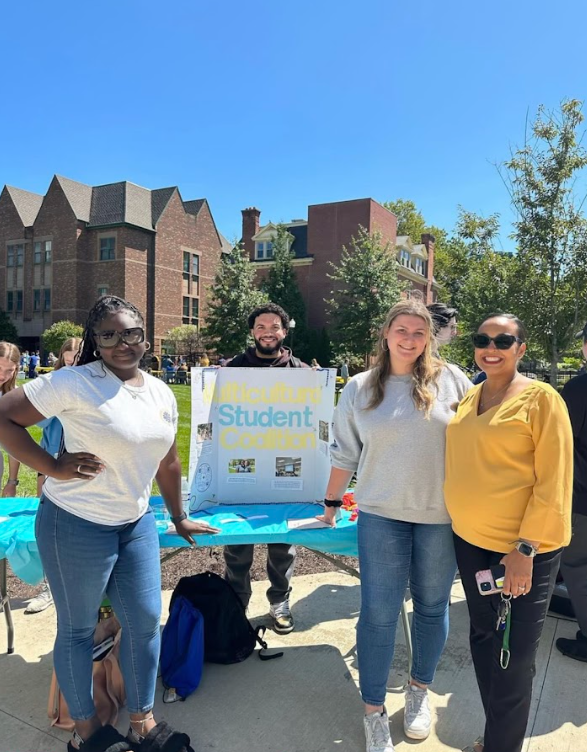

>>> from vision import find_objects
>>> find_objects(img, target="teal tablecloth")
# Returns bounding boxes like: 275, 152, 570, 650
0, 497, 358, 586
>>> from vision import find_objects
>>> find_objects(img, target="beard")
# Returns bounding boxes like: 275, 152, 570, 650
254, 335, 285, 356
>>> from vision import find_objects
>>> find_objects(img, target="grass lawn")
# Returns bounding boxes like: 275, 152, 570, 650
3, 382, 192, 499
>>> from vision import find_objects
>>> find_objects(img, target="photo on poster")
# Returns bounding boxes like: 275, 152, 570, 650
318, 420, 329, 442
197, 423, 213, 442
275, 457, 302, 478
228, 458, 256, 474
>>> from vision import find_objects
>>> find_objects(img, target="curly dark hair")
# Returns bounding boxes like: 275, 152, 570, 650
247, 302, 290, 331
77, 295, 144, 366
427, 302, 458, 336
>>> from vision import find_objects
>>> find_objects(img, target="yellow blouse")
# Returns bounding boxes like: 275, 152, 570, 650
445, 381, 572, 553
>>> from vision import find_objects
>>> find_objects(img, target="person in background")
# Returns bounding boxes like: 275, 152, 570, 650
47, 352, 57, 367
26, 338, 83, 616
310, 358, 320, 368
341, 360, 349, 386
0, 295, 219, 751
320, 300, 470, 752
0, 342, 22, 497
28, 350, 40, 379
445, 313, 572, 752
200, 352, 210, 367
556, 322, 587, 662
427, 303, 458, 348
224, 302, 308, 634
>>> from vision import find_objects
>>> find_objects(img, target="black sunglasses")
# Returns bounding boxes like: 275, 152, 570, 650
93, 327, 145, 349
472, 333, 523, 350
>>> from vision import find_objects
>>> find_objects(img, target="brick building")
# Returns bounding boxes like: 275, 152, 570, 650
242, 197, 438, 330
0, 175, 227, 354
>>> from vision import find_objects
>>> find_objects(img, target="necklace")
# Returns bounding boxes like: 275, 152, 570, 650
480, 376, 517, 409
102, 362, 145, 399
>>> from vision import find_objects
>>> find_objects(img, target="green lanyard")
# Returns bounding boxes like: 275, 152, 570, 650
499, 594, 512, 669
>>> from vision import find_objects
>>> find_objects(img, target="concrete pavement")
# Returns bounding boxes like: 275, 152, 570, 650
0, 571, 586, 752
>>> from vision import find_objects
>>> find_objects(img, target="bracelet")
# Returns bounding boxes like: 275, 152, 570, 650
323, 499, 342, 508
7, 479, 19, 486
171, 512, 188, 524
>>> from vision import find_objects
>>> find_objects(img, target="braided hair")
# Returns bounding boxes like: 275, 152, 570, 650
77, 295, 144, 367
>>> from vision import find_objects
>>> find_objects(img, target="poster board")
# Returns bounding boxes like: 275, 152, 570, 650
188, 367, 336, 512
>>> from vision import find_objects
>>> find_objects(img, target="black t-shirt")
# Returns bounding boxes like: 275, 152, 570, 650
562, 373, 587, 516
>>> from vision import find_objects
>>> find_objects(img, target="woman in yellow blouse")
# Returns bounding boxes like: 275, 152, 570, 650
445, 313, 572, 752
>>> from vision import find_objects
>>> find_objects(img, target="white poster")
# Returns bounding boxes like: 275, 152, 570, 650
188, 367, 337, 512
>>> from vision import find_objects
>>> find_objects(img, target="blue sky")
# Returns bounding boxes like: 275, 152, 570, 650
1, 0, 585, 249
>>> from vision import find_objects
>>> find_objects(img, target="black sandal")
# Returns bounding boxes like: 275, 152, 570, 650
67, 725, 133, 752
127, 721, 194, 752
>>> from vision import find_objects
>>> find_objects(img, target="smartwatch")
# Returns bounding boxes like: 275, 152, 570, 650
171, 512, 188, 524
7, 479, 19, 486
515, 541, 537, 558
323, 499, 343, 508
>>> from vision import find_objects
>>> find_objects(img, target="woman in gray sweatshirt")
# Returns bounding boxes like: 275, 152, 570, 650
320, 300, 470, 752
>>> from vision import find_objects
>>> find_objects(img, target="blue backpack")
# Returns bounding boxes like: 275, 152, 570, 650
160, 595, 204, 701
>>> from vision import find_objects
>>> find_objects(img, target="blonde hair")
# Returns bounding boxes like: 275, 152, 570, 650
0, 342, 21, 394
55, 337, 82, 370
366, 300, 443, 417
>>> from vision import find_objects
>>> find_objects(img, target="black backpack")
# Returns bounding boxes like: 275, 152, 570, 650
171, 572, 283, 664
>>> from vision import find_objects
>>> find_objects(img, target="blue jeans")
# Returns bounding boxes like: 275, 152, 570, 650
357, 511, 457, 705
36, 497, 161, 720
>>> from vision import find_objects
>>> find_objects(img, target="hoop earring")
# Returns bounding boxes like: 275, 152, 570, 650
144, 342, 151, 352
382, 339, 389, 351
93, 350, 101, 358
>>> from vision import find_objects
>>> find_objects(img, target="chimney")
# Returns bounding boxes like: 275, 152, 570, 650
421, 233, 436, 304
241, 207, 261, 259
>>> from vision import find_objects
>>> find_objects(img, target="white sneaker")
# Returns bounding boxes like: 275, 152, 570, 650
363, 708, 394, 752
25, 582, 54, 614
269, 600, 294, 634
403, 684, 431, 740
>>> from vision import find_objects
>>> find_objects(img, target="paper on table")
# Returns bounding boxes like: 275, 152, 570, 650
286, 517, 330, 531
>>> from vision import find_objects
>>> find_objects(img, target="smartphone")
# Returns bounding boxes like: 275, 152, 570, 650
475, 564, 506, 596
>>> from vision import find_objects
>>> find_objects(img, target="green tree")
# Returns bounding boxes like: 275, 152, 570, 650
203, 242, 268, 356
164, 325, 206, 364
0, 309, 19, 344
261, 224, 310, 360
502, 99, 587, 382
384, 199, 427, 240
42, 320, 84, 354
327, 227, 404, 367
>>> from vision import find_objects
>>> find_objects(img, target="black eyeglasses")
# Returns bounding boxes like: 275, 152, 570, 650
94, 327, 145, 348
472, 333, 523, 350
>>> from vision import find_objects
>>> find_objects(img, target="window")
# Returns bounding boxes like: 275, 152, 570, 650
414, 258, 425, 275
33, 289, 41, 312
16, 291, 23, 312
265, 241, 273, 259
256, 242, 264, 259
191, 298, 199, 327
183, 251, 190, 279
45, 240, 52, 263
97, 286, 108, 297
99, 237, 115, 261
399, 249, 411, 268
192, 254, 199, 278
7, 243, 23, 267
6, 292, 13, 312
34, 242, 42, 264
183, 296, 190, 324
43, 289, 51, 311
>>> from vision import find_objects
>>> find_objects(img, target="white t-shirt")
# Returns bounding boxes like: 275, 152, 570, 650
24, 361, 178, 525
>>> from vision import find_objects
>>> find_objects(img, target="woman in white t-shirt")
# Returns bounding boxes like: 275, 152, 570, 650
0, 296, 219, 752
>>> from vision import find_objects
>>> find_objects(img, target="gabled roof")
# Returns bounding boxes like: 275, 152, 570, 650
152, 187, 176, 225
183, 199, 206, 217
89, 181, 153, 231
5, 186, 43, 227
218, 232, 233, 254
55, 175, 92, 222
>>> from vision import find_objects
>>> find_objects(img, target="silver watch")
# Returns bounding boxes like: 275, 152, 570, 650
515, 541, 537, 558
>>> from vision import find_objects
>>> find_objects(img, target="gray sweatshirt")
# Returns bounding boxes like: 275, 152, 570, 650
331, 364, 470, 524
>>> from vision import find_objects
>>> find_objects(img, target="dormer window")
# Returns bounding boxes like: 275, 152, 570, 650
414, 258, 425, 276
399, 249, 411, 268
256, 242, 265, 259
265, 241, 273, 259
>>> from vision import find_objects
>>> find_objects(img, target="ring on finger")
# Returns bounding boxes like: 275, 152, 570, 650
77, 465, 82, 474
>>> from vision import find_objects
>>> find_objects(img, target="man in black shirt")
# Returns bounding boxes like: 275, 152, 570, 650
557, 325, 587, 661
224, 303, 308, 633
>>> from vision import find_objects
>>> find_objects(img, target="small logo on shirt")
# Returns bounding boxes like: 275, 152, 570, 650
161, 409, 173, 424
